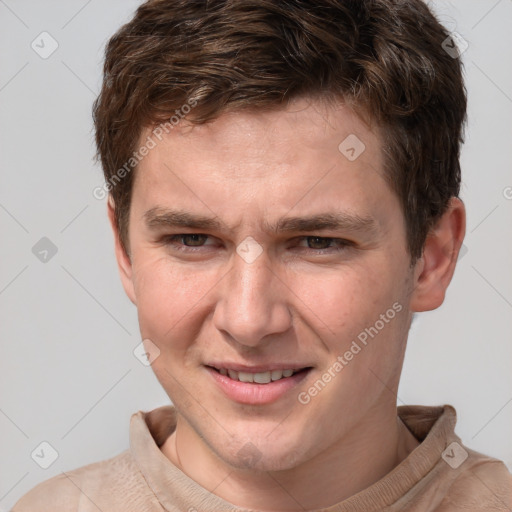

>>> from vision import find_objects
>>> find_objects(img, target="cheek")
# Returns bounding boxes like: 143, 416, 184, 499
290, 263, 391, 338
294, 262, 409, 390
132, 256, 212, 350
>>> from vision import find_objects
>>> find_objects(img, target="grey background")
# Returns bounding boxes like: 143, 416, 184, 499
1, 0, 511, 509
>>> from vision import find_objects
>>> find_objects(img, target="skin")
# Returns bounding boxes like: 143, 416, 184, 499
108, 97, 465, 510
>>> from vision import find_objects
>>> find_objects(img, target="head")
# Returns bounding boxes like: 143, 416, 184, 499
93, 0, 466, 471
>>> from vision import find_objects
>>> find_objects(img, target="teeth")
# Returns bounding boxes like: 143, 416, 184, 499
254, 371, 271, 384
238, 371, 254, 383
271, 370, 283, 381
218, 368, 301, 383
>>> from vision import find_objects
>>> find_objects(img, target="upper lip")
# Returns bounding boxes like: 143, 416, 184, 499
206, 363, 312, 373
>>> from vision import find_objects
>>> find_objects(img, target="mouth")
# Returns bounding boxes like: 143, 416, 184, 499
207, 366, 310, 384
204, 364, 313, 405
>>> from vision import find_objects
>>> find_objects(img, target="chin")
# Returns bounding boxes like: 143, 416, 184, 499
218, 435, 309, 472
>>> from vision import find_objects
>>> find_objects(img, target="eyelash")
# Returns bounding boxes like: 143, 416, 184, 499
161, 234, 353, 254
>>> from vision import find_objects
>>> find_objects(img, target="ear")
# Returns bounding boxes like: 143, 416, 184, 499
409, 197, 466, 312
107, 196, 137, 305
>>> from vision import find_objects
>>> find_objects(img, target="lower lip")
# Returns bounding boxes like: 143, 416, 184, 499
205, 366, 311, 405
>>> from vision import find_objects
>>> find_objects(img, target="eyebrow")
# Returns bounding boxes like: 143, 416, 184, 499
143, 207, 378, 236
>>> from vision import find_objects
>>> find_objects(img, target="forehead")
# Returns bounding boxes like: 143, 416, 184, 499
130, 98, 396, 234
136, 98, 383, 181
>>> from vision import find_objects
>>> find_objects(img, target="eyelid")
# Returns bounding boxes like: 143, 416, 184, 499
162, 234, 354, 253
295, 236, 353, 245
165, 233, 216, 245
293, 236, 355, 252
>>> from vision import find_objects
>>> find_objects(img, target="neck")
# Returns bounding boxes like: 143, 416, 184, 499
161, 404, 420, 510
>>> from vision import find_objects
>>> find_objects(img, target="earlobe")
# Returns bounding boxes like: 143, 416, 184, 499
409, 197, 466, 312
107, 196, 137, 305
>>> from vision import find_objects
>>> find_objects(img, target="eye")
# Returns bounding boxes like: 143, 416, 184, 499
163, 233, 213, 250
160, 234, 354, 255
177, 234, 208, 246
297, 236, 353, 252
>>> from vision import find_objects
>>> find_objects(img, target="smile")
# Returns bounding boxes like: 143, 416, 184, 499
214, 367, 303, 383
205, 365, 312, 405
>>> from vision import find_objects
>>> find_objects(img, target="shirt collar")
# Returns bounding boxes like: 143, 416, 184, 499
129, 404, 458, 511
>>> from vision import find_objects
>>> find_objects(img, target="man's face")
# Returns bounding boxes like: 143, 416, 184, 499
118, 98, 418, 471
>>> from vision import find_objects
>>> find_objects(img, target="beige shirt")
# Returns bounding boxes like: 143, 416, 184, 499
12, 404, 512, 511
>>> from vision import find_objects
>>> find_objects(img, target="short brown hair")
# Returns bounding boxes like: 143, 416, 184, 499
93, 0, 467, 262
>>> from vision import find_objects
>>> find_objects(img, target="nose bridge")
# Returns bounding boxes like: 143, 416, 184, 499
236, 254, 272, 311
213, 247, 291, 346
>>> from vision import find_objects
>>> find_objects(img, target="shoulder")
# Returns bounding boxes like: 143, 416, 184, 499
11, 450, 143, 512
11, 471, 82, 512
439, 450, 512, 510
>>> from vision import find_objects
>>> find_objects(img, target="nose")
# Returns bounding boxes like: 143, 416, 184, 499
212, 246, 292, 348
